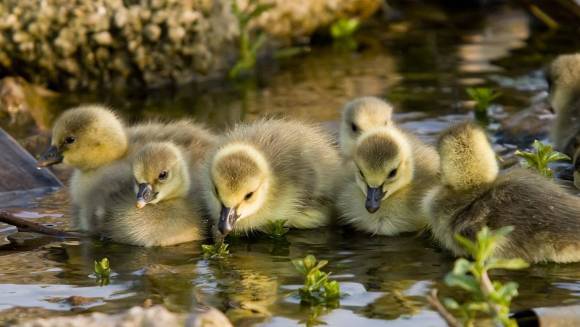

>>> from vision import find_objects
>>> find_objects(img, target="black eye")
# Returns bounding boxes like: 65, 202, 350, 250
64, 136, 76, 144
351, 123, 358, 133
244, 192, 254, 200
158, 170, 169, 181
388, 168, 398, 178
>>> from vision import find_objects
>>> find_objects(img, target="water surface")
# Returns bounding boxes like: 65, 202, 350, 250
1, 2, 580, 326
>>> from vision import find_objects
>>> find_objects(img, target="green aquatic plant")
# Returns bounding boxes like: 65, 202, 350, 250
202, 242, 230, 259
330, 18, 360, 39
330, 18, 360, 51
230, 0, 274, 79
515, 140, 570, 177
94, 257, 111, 286
292, 255, 341, 307
264, 219, 289, 238
428, 227, 529, 327
466, 87, 501, 123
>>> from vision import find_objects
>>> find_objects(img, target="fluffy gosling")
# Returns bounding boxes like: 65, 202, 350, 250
38, 105, 215, 231
103, 142, 206, 247
203, 119, 341, 236
423, 123, 580, 263
339, 97, 394, 158
337, 126, 439, 235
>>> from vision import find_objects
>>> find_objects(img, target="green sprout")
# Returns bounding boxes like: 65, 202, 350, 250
330, 18, 360, 39
202, 242, 230, 259
515, 140, 570, 177
466, 87, 501, 123
330, 18, 360, 51
264, 219, 289, 238
429, 227, 529, 327
94, 257, 111, 286
229, 0, 273, 79
292, 255, 341, 307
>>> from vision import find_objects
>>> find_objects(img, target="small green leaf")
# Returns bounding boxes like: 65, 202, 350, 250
444, 274, 479, 293
452, 258, 473, 275
496, 282, 519, 300
465, 301, 491, 312
443, 297, 460, 310
454, 234, 477, 256
487, 258, 529, 270
303, 255, 317, 271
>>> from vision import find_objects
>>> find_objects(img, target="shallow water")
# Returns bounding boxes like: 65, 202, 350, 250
1, 2, 580, 326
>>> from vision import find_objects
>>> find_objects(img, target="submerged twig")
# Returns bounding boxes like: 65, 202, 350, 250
427, 289, 462, 327
0, 210, 80, 238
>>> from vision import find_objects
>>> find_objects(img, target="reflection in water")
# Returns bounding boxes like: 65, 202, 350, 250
1, 1, 580, 326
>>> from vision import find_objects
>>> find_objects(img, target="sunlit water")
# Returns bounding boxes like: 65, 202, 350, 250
1, 3, 580, 326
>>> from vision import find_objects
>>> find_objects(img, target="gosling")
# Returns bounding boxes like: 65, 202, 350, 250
37, 105, 215, 231
202, 119, 342, 236
103, 142, 206, 247
547, 53, 580, 188
337, 126, 440, 235
423, 123, 580, 263
339, 97, 394, 158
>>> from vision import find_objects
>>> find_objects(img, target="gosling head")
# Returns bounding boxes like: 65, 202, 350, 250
547, 53, 580, 113
209, 144, 271, 236
340, 97, 394, 157
38, 105, 128, 171
132, 142, 191, 208
438, 123, 498, 191
353, 127, 413, 213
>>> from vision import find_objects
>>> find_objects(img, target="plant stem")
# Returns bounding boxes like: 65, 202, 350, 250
427, 289, 462, 327
480, 270, 504, 326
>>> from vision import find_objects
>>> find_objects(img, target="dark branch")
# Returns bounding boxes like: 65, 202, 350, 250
0, 210, 81, 238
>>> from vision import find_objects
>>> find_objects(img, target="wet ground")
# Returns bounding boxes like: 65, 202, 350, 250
1, 2, 580, 326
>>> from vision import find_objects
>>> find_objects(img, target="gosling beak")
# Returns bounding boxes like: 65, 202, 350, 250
365, 186, 384, 214
218, 206, 239, 236
37, 145, 63, 168
136, 183, 154, 208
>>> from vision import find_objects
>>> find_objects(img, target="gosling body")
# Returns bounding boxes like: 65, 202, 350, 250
203, 119, 342, 236
103, 142, 206, 247
338, 126, 439, 235
339, 97, 394, 158
423, 123, 580, 263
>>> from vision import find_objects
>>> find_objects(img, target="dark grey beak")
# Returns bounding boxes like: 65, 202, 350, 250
218, 206, 239, 236
37, 145, 63, 168
136, 183, 154, 208
365, 186, 384, 213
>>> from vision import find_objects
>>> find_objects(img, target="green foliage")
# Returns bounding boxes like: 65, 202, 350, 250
466, 87, 501, 123
442, 227, 529, 327
202, 242, 230, 259
94, 257, 111, 286
292, 255, 341, 307
330, 18, 360, 39
515, 140, 570, 177
230, 0, 273, 79
264, 219, 289, 238
330, 18, 360, 51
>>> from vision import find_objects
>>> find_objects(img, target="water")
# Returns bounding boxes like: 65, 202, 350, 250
1, 2, 580, 326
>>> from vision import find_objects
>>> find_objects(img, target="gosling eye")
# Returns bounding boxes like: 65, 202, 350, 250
351, 123, 359, 133
388, 168, 398, 178
64, 136, 76, 144
244, 192, 254, 201
158, 170, 169, 181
